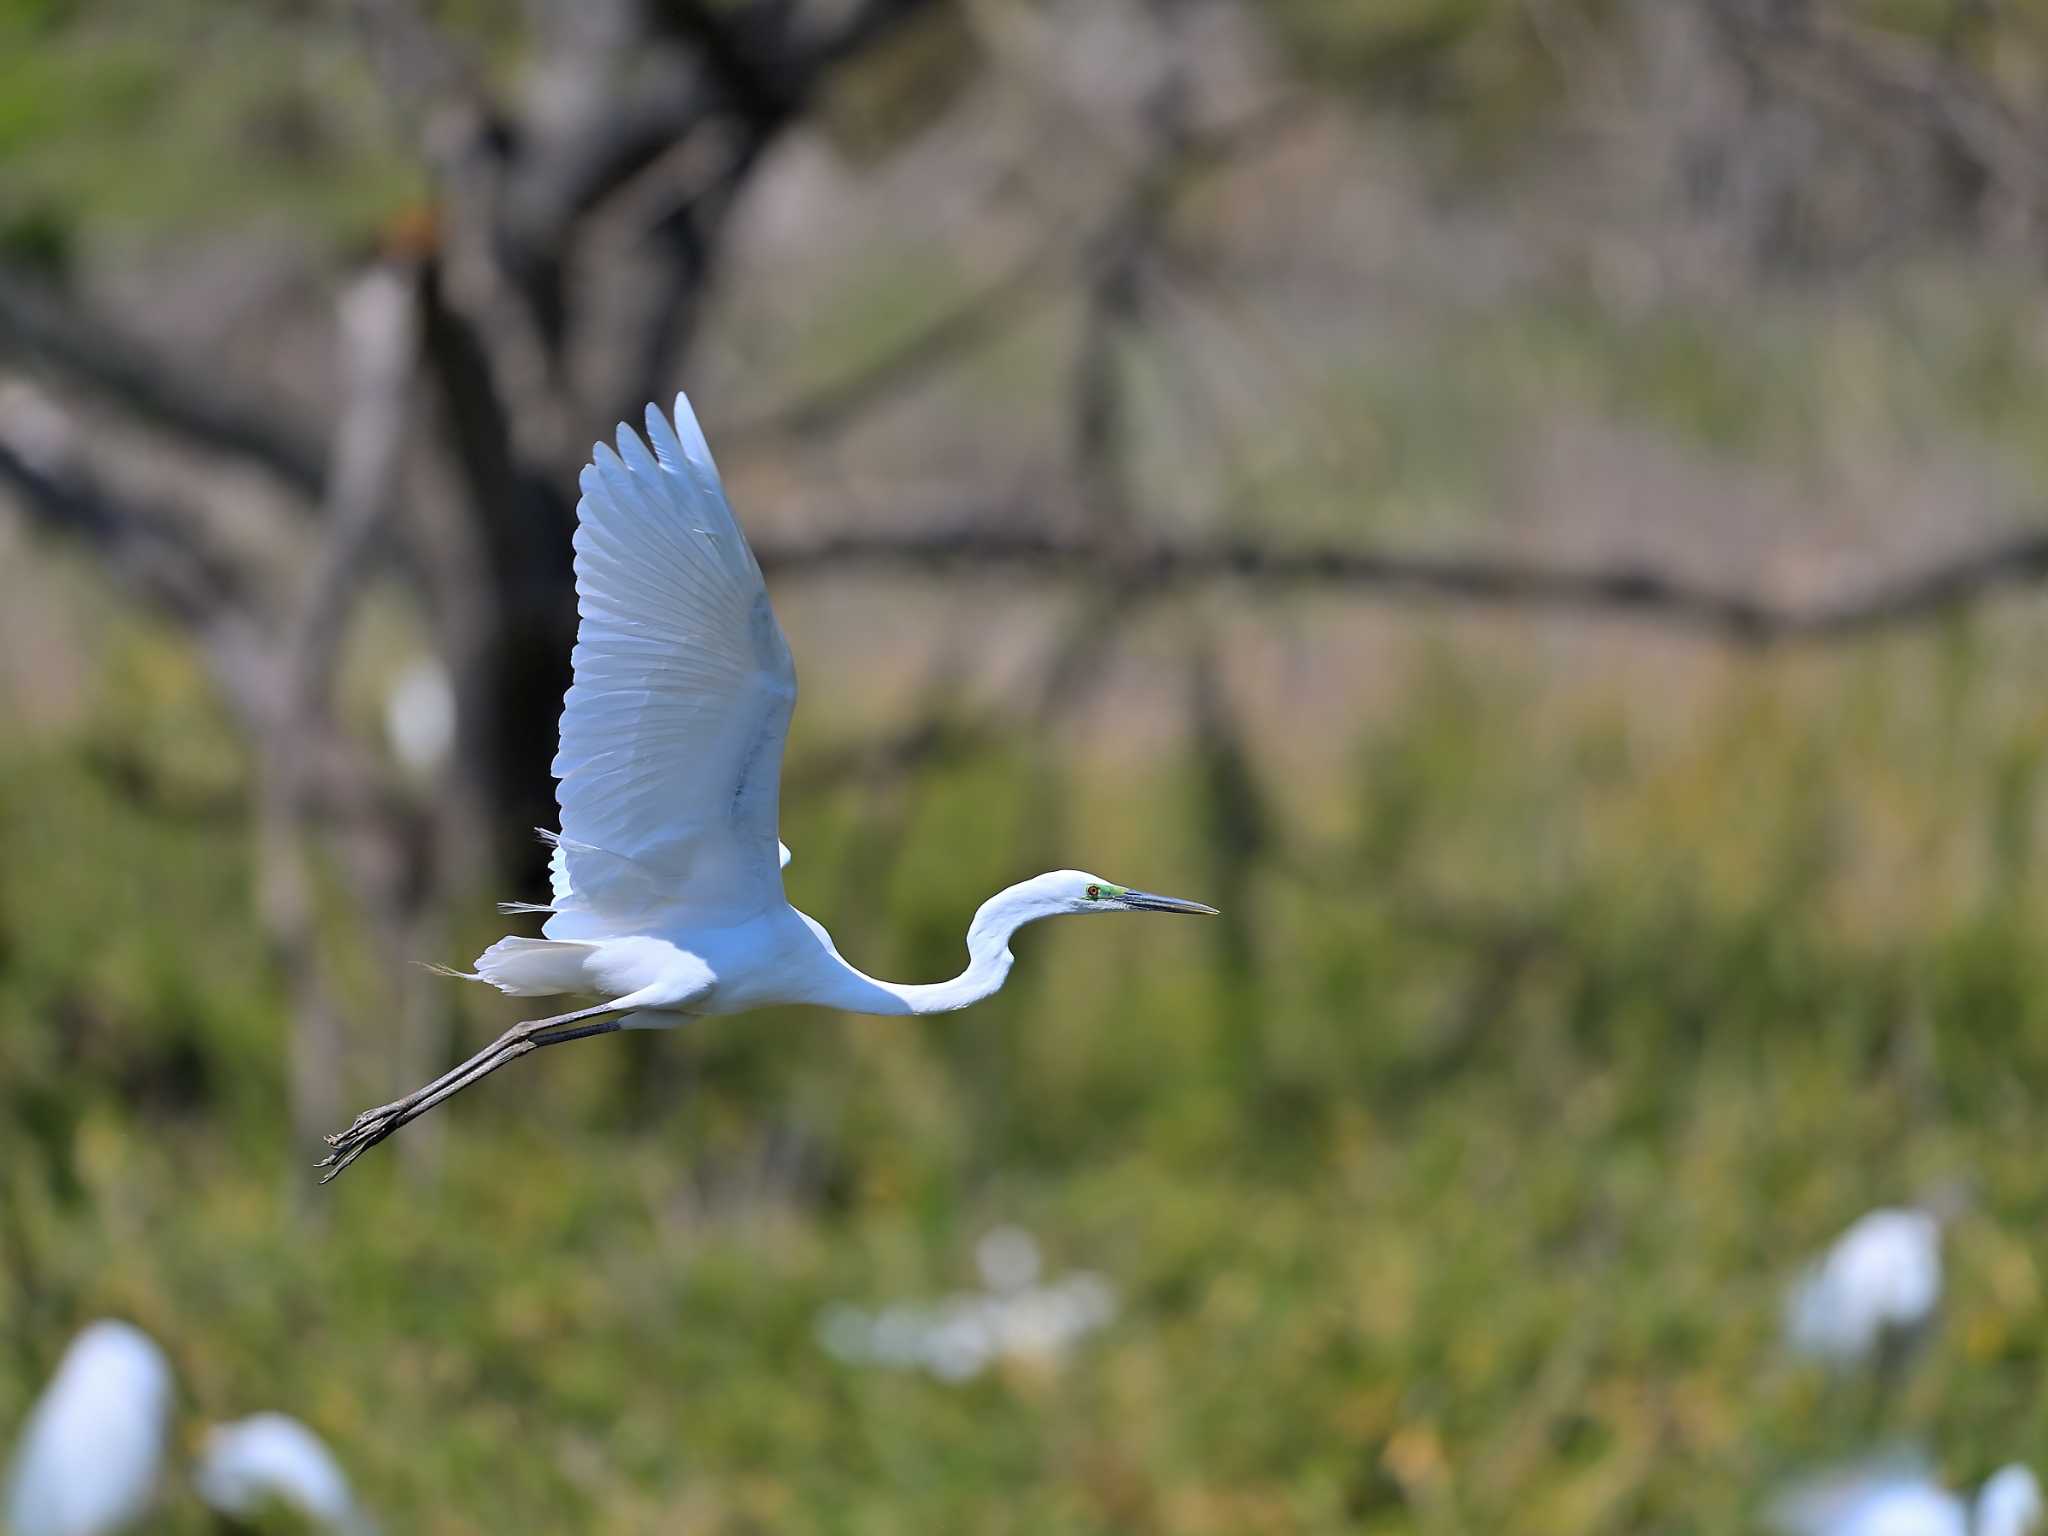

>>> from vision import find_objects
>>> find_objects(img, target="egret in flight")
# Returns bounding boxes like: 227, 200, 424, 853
319, 395, 1215, 1179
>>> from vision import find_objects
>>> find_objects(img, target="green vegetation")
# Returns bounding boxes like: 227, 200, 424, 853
0, 1, 423, 248
6, 608, 2048, 1533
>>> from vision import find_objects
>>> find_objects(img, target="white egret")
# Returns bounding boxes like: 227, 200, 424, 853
1769, 1457, 2042, 1536
1785, 1207, 1943, 1368
195, 1413, 373, 1535
320, 395, 1215, 1178
4, 1321, 173, 1536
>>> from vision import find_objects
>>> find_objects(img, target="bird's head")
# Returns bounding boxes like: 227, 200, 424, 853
1040, 870, 1219, 917
964, 870, 1218, 952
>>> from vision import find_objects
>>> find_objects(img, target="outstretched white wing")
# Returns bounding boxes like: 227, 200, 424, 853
540, 394, 796, 936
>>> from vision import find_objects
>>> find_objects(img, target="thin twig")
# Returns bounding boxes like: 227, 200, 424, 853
263, 261, 426, 1157
724, 97, 1316, 449
726, 249, 1061, 443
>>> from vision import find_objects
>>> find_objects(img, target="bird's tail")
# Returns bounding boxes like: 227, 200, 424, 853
437, 937, 600, 997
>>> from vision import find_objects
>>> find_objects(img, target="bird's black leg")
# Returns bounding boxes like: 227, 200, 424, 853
317, 1002, 625, 1183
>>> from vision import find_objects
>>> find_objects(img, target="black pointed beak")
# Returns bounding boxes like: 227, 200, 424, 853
1121, 889, 1219, 915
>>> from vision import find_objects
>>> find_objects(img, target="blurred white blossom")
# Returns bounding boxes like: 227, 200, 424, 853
817, 1231, 1117, 1382
196, 1413, 375, 1535
1769, 1454, 2041, 1536
975, 1225, 1042, 1293
1786, 1208, 1942, 1367
382, 656, 456, 779
4, 1321, 173, 1536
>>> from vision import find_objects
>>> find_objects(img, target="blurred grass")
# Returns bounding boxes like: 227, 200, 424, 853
7, 607, 2048, 1533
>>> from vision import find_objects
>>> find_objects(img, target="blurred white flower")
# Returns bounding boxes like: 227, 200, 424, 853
1769, 1454, 2041, 1536
4, 1321, 174, 1536
382, 656, 456, 779
1980, 1468, 2047, 1536
1786, 1208, 1941, 1367
815, 1232, 1118, 1382
988, 1273, 1117, 1363
814, 1303, 873, 1363
922, 1299, 1000, 1383
196, 1413, 374, 1535
976, 1226, 1042, 1293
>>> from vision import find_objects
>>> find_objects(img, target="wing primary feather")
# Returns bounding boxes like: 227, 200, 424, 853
657, 394, 759, 584
663, 394, 724, 497
545, 396, 797, 931
615, 419, 664, 484
644, 400, 689, 473
667, 392, 719, 472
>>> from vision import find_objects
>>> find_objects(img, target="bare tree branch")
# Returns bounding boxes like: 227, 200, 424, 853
339, 0, 963, 865
288, 264, 426, 714
416, 261, 576, 599
261, 260, 427, 1156
726, 246, 1059, 443
0, 386, 414, 810
1701, 0, 2043, 245
0, 272, 329, 498
0, 411, 276, 707
726, 98, 1315, 449
752, 524, 2048, 643
1069, 0, 1196, 538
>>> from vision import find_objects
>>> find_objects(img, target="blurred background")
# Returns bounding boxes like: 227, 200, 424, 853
5, 0, 2048, 1530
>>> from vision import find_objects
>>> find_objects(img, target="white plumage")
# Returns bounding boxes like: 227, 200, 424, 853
3, 1322, 173, 1536
195, 1413, 373, 1535
1786, 1208, 1943, 1366
322, 394, 1214, 1178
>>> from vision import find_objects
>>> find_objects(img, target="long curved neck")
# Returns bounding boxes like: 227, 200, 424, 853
813, 882, 1052, 1016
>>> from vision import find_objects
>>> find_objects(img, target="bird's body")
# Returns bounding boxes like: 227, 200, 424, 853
465, 872, 1124, 1019
4, 1322, 172, 1536
320, 396, 1213, 1177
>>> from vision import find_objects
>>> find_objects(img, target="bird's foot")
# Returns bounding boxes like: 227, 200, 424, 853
315, 1040, 529, 1184
316, 1102, 410, 1184
315, 1005, 624, 1185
